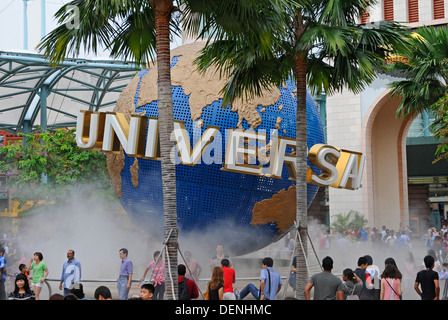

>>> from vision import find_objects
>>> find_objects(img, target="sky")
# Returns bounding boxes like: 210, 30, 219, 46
0, 0, 72, 53
0, 0, 182, 58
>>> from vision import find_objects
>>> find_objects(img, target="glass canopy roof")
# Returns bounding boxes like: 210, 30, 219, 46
0, 50, 139, 134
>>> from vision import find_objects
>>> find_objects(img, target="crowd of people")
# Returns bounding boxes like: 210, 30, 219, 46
303, 253, 445, 300
1, 223, 448, 301
309, 223, 448, 300
316, 223, 416, 252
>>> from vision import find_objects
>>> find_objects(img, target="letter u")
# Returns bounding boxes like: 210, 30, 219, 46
76, 110, 102, 149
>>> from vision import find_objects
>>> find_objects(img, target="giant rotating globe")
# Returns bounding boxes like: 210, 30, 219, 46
107, 42, 325, 256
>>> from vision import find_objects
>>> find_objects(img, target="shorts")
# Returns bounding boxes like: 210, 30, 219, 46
224, 292, 236, 300
31, 281, 43, 288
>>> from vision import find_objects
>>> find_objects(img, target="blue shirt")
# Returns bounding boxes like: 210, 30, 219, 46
0, 256, 6, 280
119, 257, 133, 277
359, 229, 368, 241
260, 267, 282, 300
60, 258, 82, 289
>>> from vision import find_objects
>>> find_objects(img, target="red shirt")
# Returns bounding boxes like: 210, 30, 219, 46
178, 276, 199, 299
222, 266, 235, 293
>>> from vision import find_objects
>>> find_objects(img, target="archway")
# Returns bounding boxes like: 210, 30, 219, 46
361, 89, 415, 230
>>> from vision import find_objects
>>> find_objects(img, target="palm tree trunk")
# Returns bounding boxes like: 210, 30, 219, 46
294, 10, 308, 300
153, 0, 178, 300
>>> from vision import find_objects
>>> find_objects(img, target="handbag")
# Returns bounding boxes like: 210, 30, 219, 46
203, 284, 210, 300
344, 283, 359, 300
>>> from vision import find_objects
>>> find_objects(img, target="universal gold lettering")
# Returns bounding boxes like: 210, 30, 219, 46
75, 110, 365, 190
172, 121, 220, 165
308, 144, 340, 186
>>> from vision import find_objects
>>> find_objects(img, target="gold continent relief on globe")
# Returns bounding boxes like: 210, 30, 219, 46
107, 41, 296, 234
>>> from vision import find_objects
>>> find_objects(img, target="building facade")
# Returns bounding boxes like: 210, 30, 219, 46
324, 0, 448, 237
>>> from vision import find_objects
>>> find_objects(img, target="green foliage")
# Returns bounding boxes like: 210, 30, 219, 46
0, 128, 115, 206
37, 0, 162, 66
330, 210, 368, 234
388, 25, 448, 163
430, 92, 448, 163
388, 25, 448, 118
194, 0, 408, 105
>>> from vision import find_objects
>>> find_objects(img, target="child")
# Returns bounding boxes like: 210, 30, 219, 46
18, 264, 29, 278
140, 283, 154, 300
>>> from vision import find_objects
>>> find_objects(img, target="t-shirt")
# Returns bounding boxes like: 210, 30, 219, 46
210, 255, 230, 269
0, 256, 6, 280
208, 283, 224, 300
178, 276, 199, 300
366, 265, 381, 289
260, 267, 282, 300
415, 269, 439, 300
359, 229, 368, 241
309, 272, 343, 300
354, 267, 374, 299
31, 261, 47, 284
222, 266, 235, 293
60, 259, 82, 289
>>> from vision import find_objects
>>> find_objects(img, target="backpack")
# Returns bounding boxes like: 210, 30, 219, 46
344, 283, 359, 300
178, 277, 190, 300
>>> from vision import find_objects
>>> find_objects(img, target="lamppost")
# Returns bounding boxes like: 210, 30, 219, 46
23, 0, 29, 50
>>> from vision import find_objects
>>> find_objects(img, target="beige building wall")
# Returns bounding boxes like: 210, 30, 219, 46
326, 1, 448, 230
325, 90, 365, 218
326, 86, 412, 231
394, 0, 408, 22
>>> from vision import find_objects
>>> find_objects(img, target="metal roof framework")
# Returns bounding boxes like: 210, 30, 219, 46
0, 51, 139, 134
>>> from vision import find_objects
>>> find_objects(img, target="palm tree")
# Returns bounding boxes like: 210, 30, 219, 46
389, 25, 448, 118
388, 25, 448, 163
431, 92, 448, 163
38, 0, 293, 299
38, 0, 180, 298
195, 0, 407, 299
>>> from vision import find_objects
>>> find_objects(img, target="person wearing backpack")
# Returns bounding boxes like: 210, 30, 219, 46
177, 264, 199, 300
341, 268, 363, 300
354, 256, 374, 300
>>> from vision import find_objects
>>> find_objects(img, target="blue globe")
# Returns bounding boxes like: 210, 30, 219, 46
112, 43, 325, 256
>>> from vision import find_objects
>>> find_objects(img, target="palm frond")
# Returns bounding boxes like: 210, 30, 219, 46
388, 25, 448, 117
37, 0, 179, 66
